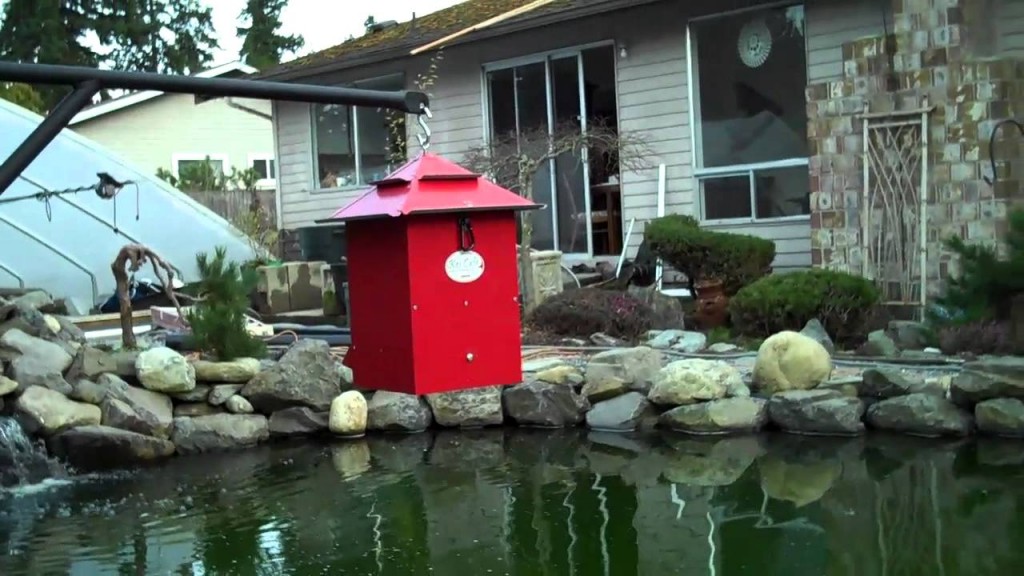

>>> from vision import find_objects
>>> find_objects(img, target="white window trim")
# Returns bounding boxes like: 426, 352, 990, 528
686, 2, 812, 226
171, 153, 229, 178
310, 72, 406, 194
247, 153, 277, 189
479, 40, 618, 257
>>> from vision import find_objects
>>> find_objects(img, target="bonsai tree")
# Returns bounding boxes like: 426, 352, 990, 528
186, 246, 267, 360
462, 119, 652, 312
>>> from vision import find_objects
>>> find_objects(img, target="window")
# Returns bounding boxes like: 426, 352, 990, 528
249, 154, 276, 187
312, 74, 406, 189
689, 4, 810, 221
173, 154, 227, 178
484, 44, 619, 255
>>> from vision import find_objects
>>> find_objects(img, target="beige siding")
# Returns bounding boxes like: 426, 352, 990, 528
274, 0, 889, 268
72, 95, 274, 179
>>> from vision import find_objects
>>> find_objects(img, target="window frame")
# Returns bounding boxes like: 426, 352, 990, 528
309, 72, 407, 194
248, 153, 277, 189
171, 153, 229, 179
686, 2, 811, 225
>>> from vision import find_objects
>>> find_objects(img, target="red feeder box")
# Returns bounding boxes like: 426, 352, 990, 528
326, 153, 540, 396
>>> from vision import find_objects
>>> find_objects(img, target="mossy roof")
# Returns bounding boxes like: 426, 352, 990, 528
267, 0, 581, 76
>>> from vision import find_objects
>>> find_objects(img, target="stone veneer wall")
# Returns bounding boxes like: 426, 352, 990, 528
807, 0, 1024, 294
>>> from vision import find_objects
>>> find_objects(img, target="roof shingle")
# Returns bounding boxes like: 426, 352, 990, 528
269, 0, 579, 75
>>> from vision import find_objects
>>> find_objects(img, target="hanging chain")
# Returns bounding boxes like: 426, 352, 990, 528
416, 104, 433, 152
0, 174, 138, 228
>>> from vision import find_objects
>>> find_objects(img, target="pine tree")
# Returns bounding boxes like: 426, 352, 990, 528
186, 246, 267, 361
0, 0, 220, 110
237, 0, 304, 70
0, 83, 46, 113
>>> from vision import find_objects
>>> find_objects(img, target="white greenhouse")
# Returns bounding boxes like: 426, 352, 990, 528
0, 98, 255, 314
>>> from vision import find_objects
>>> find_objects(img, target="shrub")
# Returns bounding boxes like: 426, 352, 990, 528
936, 320, 1021, 356
186, 246, 267, 361
728, 269, 880, 345
645, 214, 776, 295
527, 288, 656, 340
935, 209, 1024, 323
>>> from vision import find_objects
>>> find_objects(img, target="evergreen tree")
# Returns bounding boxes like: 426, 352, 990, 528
186, 246, 267, 361
0, 0, 220, 110
237, 0, 304, 70
0, 82, 46, 113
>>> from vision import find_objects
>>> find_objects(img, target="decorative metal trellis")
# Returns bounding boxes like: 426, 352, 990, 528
860, 102, 932, 316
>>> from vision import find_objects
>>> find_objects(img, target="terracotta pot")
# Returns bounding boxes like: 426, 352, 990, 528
694, 279, 729, 330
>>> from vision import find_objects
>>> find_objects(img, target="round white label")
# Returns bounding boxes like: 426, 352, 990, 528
445, 250, 485, 283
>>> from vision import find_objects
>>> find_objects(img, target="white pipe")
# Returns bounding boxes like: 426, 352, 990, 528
615, 217, 636, 278
655, 163, 667, 290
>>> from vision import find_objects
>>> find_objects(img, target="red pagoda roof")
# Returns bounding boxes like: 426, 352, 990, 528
327, 153, 540, 222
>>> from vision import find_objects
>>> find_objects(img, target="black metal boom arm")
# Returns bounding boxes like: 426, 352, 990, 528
0, 61, 431, 197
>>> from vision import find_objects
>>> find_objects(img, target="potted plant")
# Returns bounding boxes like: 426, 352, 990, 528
694, 274, 730, 330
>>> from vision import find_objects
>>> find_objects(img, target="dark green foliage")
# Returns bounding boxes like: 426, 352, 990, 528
186, 246, 267, 361
237, 0, 305, 70
645, 214, 776, 295
935, 209, 1024, 323
936, 320, 1021, 356
0, 0, 218, 110
527, 288, 656, 340
728, 269, 879, 345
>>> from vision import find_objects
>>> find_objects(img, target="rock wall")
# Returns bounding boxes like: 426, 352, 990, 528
807, 0, 1024, 294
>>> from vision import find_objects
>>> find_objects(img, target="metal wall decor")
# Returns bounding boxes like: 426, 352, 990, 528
737, 18, 773, 68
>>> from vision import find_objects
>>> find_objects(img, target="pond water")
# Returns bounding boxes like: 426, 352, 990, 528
1, 430, 1022, 575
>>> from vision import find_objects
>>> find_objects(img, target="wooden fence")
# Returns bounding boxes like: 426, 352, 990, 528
183, 189, 277, 228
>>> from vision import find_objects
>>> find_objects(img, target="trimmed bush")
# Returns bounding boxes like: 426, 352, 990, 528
645, 214, 775, 295
527, 288, 656, 340
728, 269, 879, 345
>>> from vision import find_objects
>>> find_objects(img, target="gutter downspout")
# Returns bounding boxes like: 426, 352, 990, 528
225, 97, 273, 121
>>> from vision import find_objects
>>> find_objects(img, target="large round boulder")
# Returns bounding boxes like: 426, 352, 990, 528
752, 331, 832, 395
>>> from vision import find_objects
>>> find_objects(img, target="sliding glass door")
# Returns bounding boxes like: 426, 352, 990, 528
485, 50, 599, 255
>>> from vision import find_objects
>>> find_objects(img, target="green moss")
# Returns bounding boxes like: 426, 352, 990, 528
277, 0, 575, 73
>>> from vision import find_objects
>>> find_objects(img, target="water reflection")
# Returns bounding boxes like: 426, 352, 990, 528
1, 430, 1023, 575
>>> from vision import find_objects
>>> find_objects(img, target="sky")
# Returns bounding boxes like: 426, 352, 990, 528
211, 0, 464, 66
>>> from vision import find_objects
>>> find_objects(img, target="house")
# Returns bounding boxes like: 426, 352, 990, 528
69, 61, 278, 189
261, 0, 1024, 306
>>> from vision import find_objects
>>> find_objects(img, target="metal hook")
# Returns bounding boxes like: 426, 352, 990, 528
984, 118, 1024, 186
416, 104, 432, 151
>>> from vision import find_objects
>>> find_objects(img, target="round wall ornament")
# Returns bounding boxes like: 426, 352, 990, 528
737, 18, 773, 68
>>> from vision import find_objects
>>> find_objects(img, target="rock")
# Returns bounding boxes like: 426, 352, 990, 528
53, 316, 86, 343
818, 376, 862, 398
269, 407, 329, 436
583, 347, 662, 395
799, 319, 836, 355
241, 340, 350, 412
863, 330, 899, 357
627, 285, 686, 330
707, 342, 741, 354
586, 391, 649, 431
503, 381, 589, 427
659, 396, 768, 434
860, 368, 937, 398
192, 358, 261, 383
69, 374, 128, 405
225, 395, 255, 414
75, 347, 137, 380
646, 329, 687, 349
48, 425, 175, 469
208, 384, 243, 406
170, 385, 212, 403
41, 315, 61, 335
171, 414, 269, 454
590, 332, 626, 347
135, 348, 196, 393
950, 358, 1024, 406
0, 375, 16, 396
580, 377, 629, 403
10, 290, 53, 312
866, 393, 973, 437
329, 390, 368, 436
648, 359, 747, 406
670, 332, 708, 353
426, 386, 503, 428
98, 379, 173, 438
13, 385, 101, 435
0, 328, 73, 371
752, 331, 832, 394
6, 355, 73, 395
886, 320, 931, 351
522, 357, 570, 373
173, 403, 224, 417
534, 365, 584, 386
975, 398, 1024, 438
768, 390, 866, 436
366, 391, 433, 432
